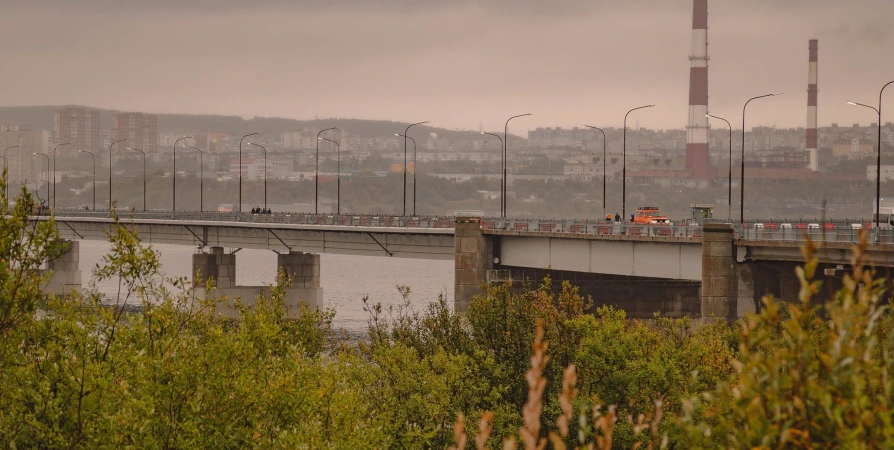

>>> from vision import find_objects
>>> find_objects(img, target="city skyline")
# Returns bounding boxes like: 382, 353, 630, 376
1, 0, 892, 132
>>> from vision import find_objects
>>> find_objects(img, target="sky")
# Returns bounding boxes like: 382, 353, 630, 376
2, 0, 893, 132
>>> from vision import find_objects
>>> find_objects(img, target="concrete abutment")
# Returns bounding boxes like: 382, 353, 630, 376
193, 247, 322, 318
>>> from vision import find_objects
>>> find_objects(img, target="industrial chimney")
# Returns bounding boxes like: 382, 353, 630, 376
686, 0, 710, 182
806, 39, 819, 171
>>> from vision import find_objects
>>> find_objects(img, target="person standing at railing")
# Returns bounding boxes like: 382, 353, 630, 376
614, 213, 621, 223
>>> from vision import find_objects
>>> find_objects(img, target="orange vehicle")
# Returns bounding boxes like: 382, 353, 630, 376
633, 206, 669, 224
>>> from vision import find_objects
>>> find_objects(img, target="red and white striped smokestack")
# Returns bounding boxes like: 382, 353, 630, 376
806, 39, 819, 171
686, 0, 710, 181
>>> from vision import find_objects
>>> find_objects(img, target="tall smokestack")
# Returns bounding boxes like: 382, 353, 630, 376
686, 0, 710, 182
806, 39, 819, 171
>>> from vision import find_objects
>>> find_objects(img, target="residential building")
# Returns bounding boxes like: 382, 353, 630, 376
832, 138, 874, 159
193, 132, 230, 153
1, 129, 50, 186
229, 157, 289, 180
112, 112, 158, 153
54, 107, 100, 155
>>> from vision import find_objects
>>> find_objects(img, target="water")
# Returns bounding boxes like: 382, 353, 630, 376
77, 240, 454, 333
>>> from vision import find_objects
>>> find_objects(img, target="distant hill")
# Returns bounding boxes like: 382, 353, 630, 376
0, 105, 489, 140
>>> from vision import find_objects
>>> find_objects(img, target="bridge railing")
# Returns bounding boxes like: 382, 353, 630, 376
39, 210, 460, 229
732, 221, 894, 244
40, 210, 892, 243
483, 218, 706, 238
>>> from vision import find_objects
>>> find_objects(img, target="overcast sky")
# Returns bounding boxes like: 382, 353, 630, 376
2, 0, 893, 132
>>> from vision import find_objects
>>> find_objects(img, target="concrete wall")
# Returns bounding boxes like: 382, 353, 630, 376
496, 235, 701, 281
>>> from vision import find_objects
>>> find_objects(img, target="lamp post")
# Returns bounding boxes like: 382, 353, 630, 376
186, 146, 204, 212
740, 93, 782, 224
319, 137, 341, 214
4, 145, 19, 205
0, 155, 6, 208
503, 114, 532, 218
402, 121, 428, 216
480, 131, 503, 214
238, 132, 260, 214
126, 147, 146, 211
706, 114, 733, 221
849, 80, 894, 233
33, 152, 49, 206
172, 136, 192, 212
248, 142, 268, 210
315, 127, 337, 214
395, 134, 418, 215
582, 125, 607, 219
108, 139, 127, 210
622, 105, 654, 220
79, 150, 96, 210
51, 143, 69, 209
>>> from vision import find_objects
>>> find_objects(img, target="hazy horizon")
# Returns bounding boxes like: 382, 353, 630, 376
2, 0, 893, 132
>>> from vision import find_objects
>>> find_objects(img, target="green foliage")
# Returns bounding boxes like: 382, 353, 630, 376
679, 236, 894, 448
7, 168, 894, 448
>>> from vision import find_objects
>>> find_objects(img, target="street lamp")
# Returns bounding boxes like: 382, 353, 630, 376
395, 134, 418, 215
402, 121, 428, 216
109, 139, 127, 210
503, 114, 532, 218
849, 80, 894, 233
319, 137, 341, 214
51, 143, 69, 209
248, 142, 268, 210
238, 132, 260, 214
3, 145, 19, 206
33, 152, 49, 206
315, 127, 337, 214
622, 105, 654, 220
126, 147, 146, 211
582, 125, 608, 219
186, 146, 204, 212
740, 93, 782, 224
706, 114, 733, 221
79, 150, 96, 210
172, 136, 192, 212
481, 131, 503, 214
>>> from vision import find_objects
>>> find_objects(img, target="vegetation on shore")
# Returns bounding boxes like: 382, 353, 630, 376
2, 172, 893, 448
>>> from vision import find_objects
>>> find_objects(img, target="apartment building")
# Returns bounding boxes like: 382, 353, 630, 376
54, 107, 100, 155
112, 112, 159, 153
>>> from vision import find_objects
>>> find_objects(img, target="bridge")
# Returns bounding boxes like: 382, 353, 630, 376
34, 210, 894, 321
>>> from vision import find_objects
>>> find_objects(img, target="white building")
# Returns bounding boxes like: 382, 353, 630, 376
229, 158, 290, 180
867, 165, 894, 183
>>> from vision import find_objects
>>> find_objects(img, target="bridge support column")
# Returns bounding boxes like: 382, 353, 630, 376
454, 217, 493, 311
276, 251, 323, 309
192, 247, 235, 288
701, 224, 738, 323
42, 240, 82, 296
192, 247, 322, 318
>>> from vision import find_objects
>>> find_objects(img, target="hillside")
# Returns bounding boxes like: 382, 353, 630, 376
0, 105, 489, 140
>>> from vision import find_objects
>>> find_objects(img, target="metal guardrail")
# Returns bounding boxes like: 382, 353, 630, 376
40, 210, 890, 244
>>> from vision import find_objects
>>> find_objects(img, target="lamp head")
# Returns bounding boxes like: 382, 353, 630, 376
847, 102, 858, 106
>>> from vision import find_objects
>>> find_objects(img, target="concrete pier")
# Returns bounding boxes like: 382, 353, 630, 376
193, 247, 322, 318
454, 217, 493, 311
700, 223, 738, 322
42, 239, 82, 296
